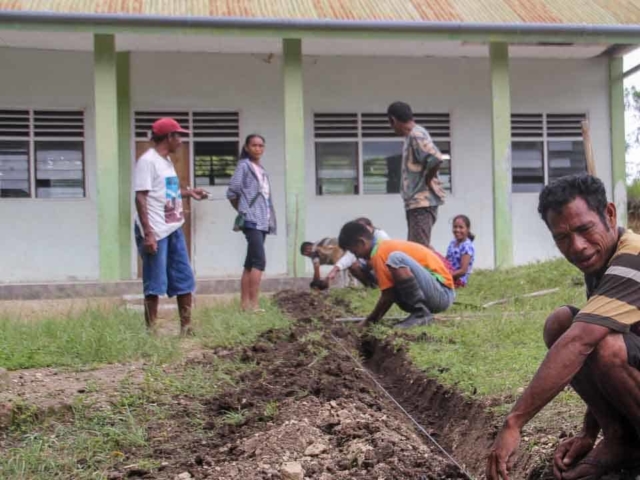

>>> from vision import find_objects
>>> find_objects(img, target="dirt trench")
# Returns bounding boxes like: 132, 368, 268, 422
360, 335, 558, 480
119, 290, 563, 480
118, 290, 467, 479
117, 292, 568, 480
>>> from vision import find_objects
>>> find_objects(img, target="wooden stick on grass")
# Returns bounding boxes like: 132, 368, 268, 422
481, 288, 560, 308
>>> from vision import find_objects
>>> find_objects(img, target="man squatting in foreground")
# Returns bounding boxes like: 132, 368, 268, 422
487, 174, 640, 480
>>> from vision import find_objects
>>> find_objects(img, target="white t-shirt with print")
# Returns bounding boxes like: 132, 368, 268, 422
134, 148, 184, 241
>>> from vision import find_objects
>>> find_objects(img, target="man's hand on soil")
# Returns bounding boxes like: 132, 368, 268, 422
144, 233, 158, 255
552, 435, 595, 479
310, 279, 329, 291
486, 423, 521, 480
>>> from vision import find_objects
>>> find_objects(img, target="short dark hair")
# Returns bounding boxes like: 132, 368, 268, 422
151, 132, 169, 143
387, 101, 413, 123
300, 241, 313, 255
538, 174, 609, 227
338, 221, 373, 250
354, 217, 374, 228
151, 131, 182, 144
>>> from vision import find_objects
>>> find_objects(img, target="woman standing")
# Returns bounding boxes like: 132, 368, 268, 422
227, 134, 276, 311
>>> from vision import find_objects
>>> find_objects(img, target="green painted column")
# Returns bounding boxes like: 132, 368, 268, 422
490, 43, 513, 268
117, 52, 132, 278
610, 56, 627, 227
94, 34, 120, 281
283, 38, 306, 276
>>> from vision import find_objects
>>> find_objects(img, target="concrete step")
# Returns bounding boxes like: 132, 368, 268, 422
0, 276, 309, 301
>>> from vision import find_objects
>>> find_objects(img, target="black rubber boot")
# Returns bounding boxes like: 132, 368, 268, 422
393, 277, 434, 329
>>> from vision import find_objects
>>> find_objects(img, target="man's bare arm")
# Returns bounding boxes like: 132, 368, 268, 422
135, 191, 157, 254
505, 322, 609, 430
365, 289, 395, 324
135, 191, 153, 236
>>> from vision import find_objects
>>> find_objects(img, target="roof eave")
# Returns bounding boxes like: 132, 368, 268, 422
1, 11, 640, 45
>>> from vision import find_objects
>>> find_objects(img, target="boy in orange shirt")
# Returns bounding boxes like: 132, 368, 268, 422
338, 221, 455, 328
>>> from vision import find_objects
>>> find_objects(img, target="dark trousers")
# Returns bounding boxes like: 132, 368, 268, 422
243, 228, 267, 271
406, 206, 438, 247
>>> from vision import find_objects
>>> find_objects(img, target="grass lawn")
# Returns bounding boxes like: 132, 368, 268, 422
1, 359, 251, 480
0, 298, 289, 371
331, 259, 586, 400
0, 298, 290, 479
0, 307, 181, 370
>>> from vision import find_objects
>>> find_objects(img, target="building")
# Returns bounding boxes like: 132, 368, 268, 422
0, 1, 637, 287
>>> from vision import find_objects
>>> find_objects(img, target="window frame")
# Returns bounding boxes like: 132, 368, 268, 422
134, 110, 241, 190
0, 108, 87, 201
511, 112, 587, 193
313, 111, 452, 197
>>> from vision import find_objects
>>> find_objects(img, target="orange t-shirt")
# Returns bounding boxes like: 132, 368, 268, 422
371, 239, 454, 290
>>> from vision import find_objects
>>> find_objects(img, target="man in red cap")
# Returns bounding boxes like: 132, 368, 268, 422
134, 117, 208, 336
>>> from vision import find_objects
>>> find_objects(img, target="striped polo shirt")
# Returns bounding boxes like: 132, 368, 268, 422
576, 229, 640, 332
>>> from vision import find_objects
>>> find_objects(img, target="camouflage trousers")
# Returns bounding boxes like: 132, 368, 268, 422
406, 206, 438, 247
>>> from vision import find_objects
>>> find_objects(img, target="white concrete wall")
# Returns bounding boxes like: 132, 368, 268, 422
0, 48, 99, 283
303, 55, 612, 270
510, 57, 612, 266
0, 48, 613, 283
131, 52, 288, 277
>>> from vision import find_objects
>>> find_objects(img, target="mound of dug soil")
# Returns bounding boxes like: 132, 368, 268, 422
205, 396, 463, 479
132, 291, 466, 479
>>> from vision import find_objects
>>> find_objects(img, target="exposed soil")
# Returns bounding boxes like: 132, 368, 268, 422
361, 335, 556, 479
113, 291, 468, 479
0, 343, 211, 415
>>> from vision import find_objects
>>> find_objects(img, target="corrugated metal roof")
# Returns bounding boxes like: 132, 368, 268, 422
0, 0, 639, 26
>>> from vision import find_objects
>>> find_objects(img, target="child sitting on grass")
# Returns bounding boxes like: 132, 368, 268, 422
446, 214, 475, 288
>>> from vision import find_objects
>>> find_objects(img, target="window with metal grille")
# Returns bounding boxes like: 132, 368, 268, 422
314, 112, 451, 196
511, 113, 586, 193
134, 111, 240, 187
193, 112, 240, 187
314, 114, 359, 195
0, 109, 85, 199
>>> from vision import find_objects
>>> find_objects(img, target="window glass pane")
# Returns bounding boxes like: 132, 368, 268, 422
194, 141, 239, 187
363, 141, 402, 194
512, 141, 544, 193
362, 140, 451, 195
0, 140, 29, 198
35, 141, 84, 198
315, 142, 358, 195
435, 141, 451, 192
548, 140, 586, 183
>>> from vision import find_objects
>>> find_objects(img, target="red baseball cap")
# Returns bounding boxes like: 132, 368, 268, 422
151, 117, 189, 136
